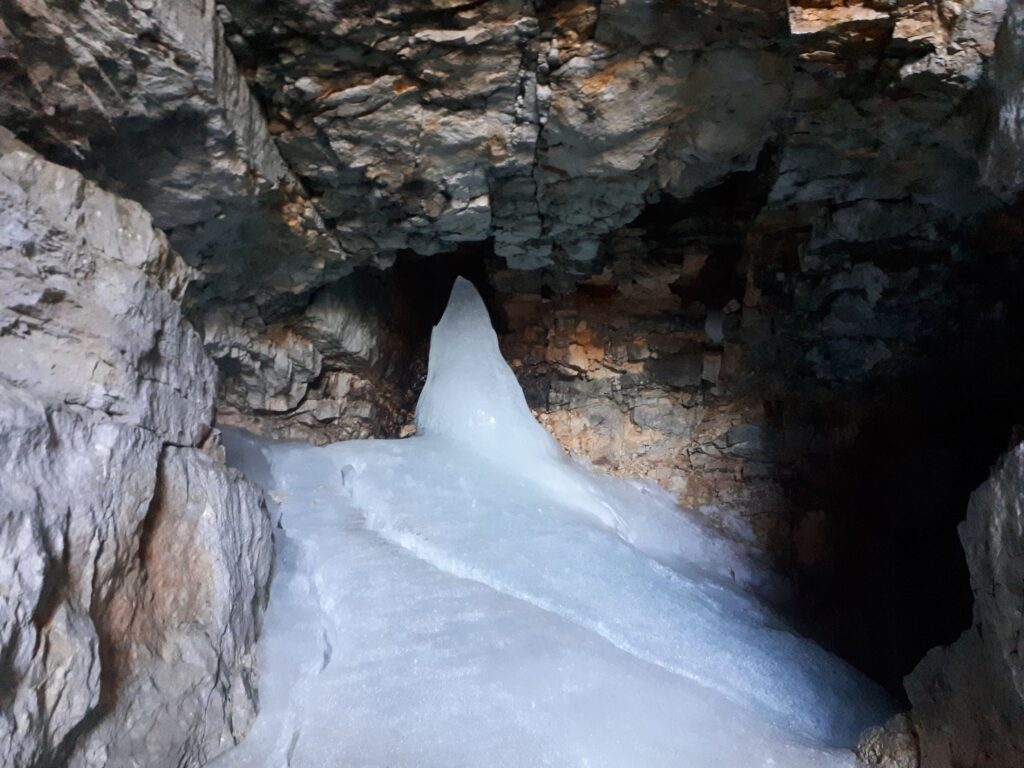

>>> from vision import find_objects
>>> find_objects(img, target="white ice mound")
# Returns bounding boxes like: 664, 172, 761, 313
416, 278, 775, 593
214, 278, 894, 768
416, 276, 560, 460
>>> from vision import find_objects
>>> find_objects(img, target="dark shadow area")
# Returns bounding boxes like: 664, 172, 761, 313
386, 240, 504, 411
630, 142, 779, 310
391, 240, 505, 335
584, 172, 1024, 699
795, 209, 1024, 698
805, 352, 1023, 698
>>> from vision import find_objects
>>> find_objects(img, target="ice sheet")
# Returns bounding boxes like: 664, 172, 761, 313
214, 278, 892, 767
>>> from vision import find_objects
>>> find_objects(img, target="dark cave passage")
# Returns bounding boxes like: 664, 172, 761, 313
803, 295, 1024, 697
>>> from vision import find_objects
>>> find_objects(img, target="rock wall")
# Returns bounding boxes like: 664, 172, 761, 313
901, 440, 1024, 768
5, 0, 1016, 283
491, 184, 1024, 570
2, 0, 1020, 447
0, 129, 273, 767
0, 0, 347, 306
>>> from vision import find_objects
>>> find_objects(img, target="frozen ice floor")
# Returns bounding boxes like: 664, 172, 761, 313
213, 279, 892, 767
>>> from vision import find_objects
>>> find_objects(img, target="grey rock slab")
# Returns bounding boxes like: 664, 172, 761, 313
0, 132, 273, 768
0, 127, 214, 445
0, 0, 346, 306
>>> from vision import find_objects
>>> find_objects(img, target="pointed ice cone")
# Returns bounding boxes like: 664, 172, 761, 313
415, 277, 562, 462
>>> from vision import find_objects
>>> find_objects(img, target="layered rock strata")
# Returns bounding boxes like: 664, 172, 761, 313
2, 0, 1020, 448
0, 129, 273, 768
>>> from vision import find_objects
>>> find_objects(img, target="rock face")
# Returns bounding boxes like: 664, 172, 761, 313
4, 0, 1017, 282
855, 713, 920, 768
981, 0, 1024, 197
0, 129, 273, 767
2, 0, 1020, 441
898, 441, 1024, 768
218, 0, 790, 270
213, 0, 1017, 268
0, 0, 347, 306
489, 174, 1022, 569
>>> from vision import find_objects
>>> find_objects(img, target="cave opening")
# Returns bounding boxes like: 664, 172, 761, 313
796, 216, 1024, 698
812, 355, 1022, 699
391, 240, 507, 338
4, 0, 1024, 763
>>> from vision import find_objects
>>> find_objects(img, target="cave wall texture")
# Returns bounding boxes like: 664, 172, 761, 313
0, 128, 273, 767
1, 0, 1023, 766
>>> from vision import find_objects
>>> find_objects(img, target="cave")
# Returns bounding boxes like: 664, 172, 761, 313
1, 2, 1023, 767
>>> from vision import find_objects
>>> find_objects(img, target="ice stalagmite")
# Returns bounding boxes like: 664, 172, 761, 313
214, 278, 893, 768
416, 277, 559, 459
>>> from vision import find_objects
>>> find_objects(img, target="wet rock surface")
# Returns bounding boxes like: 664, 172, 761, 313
0, 129, 273, 768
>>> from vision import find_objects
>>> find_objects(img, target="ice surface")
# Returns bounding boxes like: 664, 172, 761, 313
214, 278, 893, 768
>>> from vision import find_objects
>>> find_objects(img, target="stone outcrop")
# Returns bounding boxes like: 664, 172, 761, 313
212, 0, 1017, 267
5, 1, 1016, 281
897, 440, 1024, 768
214, 0, 785, 269
0, 129, 273, 767
201, 269, 410, 443
0, 0, 347, 306
488, 174, 1020, 563
981, 0, 1024, 198
855, 713, 920, 768
775, 0, 1011, 250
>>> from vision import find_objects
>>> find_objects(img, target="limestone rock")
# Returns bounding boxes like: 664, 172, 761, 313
201, 271, 403, 436
980, 0, 1024, 199
202, 306, 323, 414
213, 0, 791, 270
2, 0, 1019, 286
771, 0, 1012, 249
0, 128, 273, 768
0, 129, 213, 444
2, 0, 1020, 443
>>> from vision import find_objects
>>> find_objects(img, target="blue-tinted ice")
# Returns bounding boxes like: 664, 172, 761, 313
215, 278, 892, 768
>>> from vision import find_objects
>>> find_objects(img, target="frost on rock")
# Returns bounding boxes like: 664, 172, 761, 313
216, 278, 894, 768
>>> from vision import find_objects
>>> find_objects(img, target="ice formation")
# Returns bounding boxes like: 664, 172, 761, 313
214, 278, 893, 768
